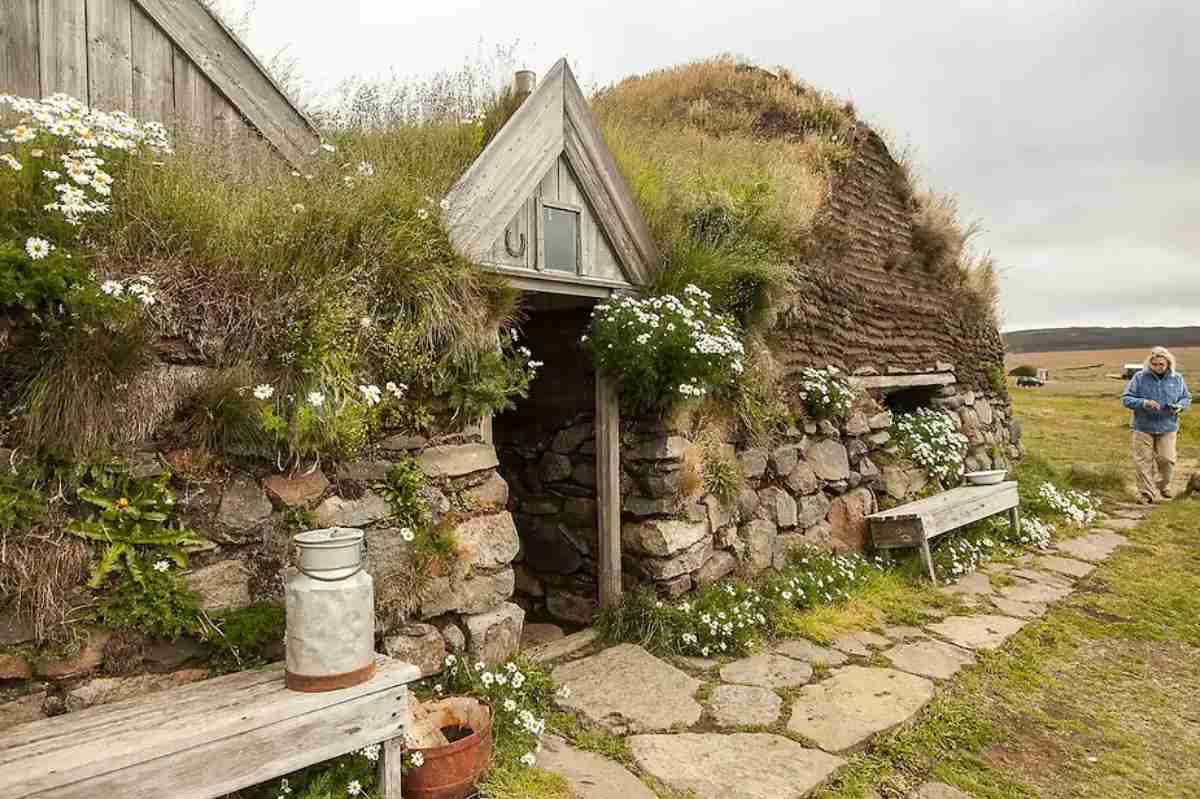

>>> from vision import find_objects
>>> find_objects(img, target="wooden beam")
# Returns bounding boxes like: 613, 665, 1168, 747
85, 0, 134, 110
870, 482, 1018, 547
38, 0, 88, 99
596, 369, 622, 609
131, 0, 318, 164
0, 0, 40, 97
848, 372, 957, 392
377, 736, 404, 799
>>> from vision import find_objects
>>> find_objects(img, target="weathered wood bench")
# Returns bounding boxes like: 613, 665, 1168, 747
0, 656, 420, 799
868, 481, 1020, 583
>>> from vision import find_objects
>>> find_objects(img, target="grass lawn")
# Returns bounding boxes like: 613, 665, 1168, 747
813, 384, 1200, 798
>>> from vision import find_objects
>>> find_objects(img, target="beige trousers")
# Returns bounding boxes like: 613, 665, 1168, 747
1132, 430, 1177, 499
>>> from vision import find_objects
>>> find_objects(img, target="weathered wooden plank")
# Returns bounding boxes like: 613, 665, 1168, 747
921, 484, 1018, 538
129, 2, 173, 122
848, 372, 957, 391
0, 0, 40, 97
557, 156, 594, 268
133, 0, 318, 163
20, 687, 409, 799
870, 517, 927, 549
0, 658, 419, 795
596, 368, 622, 608
85, 0, 134, 110
868, 482, 1016, 520
172, 45, 212, 133
377, 736, 405, 799
443, 59, 565, 262
561, 64, 658, 284
38, 0, 88, 99
489, 204, 531, 269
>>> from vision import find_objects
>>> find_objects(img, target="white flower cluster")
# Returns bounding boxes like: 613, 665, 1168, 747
1036, 482, 1098, 526
893, 407, 969, 484
441, 655, 546, 770
934, 535, 996, 579
670, 583, 767, 657
99, 275, 158, 306
588, 284, 744, 400
1, 93, 172, 226
796, 366, 855, 418
1018, 516, 1055, 549
773, 550, 877, 606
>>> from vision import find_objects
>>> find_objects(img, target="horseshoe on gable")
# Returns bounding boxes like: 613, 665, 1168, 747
505, 229, 527, 258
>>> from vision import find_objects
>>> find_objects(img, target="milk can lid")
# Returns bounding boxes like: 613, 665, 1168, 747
294, 527, 364, 546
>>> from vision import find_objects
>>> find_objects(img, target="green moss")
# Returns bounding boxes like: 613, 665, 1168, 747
203, 601, 285, 675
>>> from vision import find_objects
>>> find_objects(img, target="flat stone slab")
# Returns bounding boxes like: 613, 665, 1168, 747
708, 684, 783, 728
1035, 555, 1095, 578
829, 630, 891, 657
1009, 567, 1073, 588
1099, 517, 1139, 531
926, 615, 1026, 651
676, 655, 722, 672
540, 735, 657, 799
629, 732, 845, 799
882, 625, 928, 642
989, 596, 1047, 619
720, 653, 813, 689
787, 666, 935, 753
938, 571, 995, 598
998, 578, 1071, 605
1055, 532, 1127, 563
552, 644, 702, 733
910, 783, 973, 799
771, 639, 849, 667
528, 628, 598, 663
884, 639, 976, 680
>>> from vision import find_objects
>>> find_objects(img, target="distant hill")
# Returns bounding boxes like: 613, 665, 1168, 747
1004, 327, 1200, 353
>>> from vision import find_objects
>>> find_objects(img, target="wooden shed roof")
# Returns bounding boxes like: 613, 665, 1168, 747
442, 59, 658, 288
1, 0, 318, 164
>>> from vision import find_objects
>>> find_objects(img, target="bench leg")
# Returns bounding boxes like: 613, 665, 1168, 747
921, 539, 937, 585
1009, 505, 1020, 539
378, 736, 404, 798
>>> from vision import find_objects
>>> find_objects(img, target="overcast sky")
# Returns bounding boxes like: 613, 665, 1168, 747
225, 0, 1198, 332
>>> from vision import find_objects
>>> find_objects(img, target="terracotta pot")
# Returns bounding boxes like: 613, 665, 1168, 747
403, 697, 493, 799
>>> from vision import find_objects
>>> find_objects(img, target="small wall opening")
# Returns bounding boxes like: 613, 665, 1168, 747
881, 384, 944, 414
493, 293, 599, 627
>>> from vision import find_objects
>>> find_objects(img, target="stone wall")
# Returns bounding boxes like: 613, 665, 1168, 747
0, 428, 527, 700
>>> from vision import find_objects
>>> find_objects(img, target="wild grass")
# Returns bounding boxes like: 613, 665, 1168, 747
593, 58, 850, 326
905, 191, 1000, 325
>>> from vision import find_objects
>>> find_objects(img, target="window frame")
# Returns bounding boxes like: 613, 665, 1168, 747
536, 197, 583, 276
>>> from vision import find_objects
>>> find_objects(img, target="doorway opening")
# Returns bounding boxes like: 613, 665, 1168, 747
494, 293, 601, 627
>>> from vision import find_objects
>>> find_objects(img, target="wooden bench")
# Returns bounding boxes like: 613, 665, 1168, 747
0, 656, 420, 799
868, 481, 1020, 583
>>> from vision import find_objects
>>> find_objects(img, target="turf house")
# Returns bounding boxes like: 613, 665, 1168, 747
0, 0, 1018, 702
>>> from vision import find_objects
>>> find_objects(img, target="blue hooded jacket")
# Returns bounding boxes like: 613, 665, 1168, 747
1121, 366, 1191, 434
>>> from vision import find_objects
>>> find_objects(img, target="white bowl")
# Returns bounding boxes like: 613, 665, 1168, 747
963, 469, 1007, 485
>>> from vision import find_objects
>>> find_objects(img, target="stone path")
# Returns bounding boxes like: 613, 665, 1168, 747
540, 507, 1139, 797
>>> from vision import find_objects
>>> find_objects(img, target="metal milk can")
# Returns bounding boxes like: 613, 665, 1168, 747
285, 527, 376, 691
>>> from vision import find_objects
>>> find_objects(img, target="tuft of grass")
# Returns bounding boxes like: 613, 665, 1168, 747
178, 364, 274, 457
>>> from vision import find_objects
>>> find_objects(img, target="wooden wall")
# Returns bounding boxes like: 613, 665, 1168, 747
0, 0, 316, 161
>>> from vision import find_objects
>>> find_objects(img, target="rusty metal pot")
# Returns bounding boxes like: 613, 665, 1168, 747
403, 697, 493, 799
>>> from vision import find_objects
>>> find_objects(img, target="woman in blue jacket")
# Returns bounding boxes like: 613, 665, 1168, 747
1121, 346, 1191, 502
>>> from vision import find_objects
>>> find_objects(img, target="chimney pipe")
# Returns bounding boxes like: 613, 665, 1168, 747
513, 70, 536, 98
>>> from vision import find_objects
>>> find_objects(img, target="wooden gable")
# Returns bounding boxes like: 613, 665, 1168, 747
0, 0, 318, 164
442, 59, 658, 295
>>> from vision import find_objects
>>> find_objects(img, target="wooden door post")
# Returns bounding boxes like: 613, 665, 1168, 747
596, 370, 622, 608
